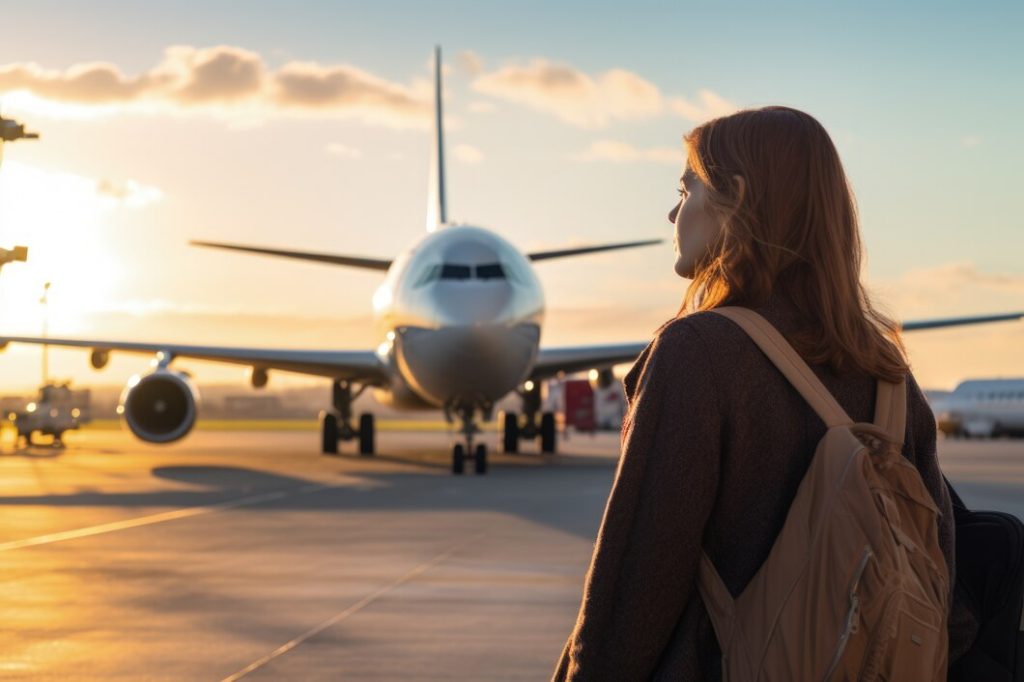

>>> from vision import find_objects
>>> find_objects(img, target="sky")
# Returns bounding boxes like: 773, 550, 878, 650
0, 0, 1022, 393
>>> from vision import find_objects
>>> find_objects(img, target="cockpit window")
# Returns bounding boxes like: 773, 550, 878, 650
440, 264, 472, 280
414, 264, 441, 287
475, 263, 505, 280
414, 261, 515, 287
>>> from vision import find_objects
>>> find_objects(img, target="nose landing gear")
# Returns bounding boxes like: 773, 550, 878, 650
321, 380, 375, 456
447, 402, 488, 475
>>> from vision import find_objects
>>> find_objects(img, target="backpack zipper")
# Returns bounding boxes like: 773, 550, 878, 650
823, 545, 873, 680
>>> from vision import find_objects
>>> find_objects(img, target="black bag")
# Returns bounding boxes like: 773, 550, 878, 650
945, 476, 1024, 681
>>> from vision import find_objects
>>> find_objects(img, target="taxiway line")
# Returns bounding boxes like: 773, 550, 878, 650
221, 529, 491, 681
0, 483, 331, 552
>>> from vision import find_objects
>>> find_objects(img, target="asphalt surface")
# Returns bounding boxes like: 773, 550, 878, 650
1, 427, 1021, 681
0, 428, 619, 681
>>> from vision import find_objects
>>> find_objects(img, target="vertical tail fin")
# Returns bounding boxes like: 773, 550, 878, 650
426, 45, 447, 232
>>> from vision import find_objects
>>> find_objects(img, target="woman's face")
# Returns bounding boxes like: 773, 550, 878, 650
668, 166, 722, 279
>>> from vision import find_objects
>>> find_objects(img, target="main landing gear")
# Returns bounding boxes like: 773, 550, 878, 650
321, 380, 375, 456
447, 402, 489, 475
500, 380, 557, 455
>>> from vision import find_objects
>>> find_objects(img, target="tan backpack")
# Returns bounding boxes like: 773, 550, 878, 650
700, 307, 950, 681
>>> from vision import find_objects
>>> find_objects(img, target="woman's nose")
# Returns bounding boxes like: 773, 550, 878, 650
668, 202, 680, 224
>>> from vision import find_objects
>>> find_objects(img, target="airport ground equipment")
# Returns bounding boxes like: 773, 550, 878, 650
2, 49, 1024, 474
9, 383, 86, 447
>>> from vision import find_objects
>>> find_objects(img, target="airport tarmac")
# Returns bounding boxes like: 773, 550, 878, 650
1, 427, 1023, 681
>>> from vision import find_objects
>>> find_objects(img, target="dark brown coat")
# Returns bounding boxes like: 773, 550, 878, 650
552, 296, 978, 680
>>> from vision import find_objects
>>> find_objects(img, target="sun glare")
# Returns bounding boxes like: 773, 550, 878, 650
0, 91, 122, 121
0, 161, 145, 336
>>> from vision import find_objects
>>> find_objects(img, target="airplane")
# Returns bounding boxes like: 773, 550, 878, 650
929, 378, 1024, 439
1, 47, 1023, 474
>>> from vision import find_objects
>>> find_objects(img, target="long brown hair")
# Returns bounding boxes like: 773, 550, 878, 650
680, 106, 909, 382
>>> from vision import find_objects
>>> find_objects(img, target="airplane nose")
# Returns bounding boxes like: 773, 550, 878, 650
394, 323, 540, 404
430, 283, 514, 326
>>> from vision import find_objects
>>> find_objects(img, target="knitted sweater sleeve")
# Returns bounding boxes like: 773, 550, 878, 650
552, 319, 723, 680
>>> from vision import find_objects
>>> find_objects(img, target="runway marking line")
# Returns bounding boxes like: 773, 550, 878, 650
0, 484, 332, 553
221, 529, 490, 682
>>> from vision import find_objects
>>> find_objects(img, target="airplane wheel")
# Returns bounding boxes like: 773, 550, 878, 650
452, 444, 465, 475
540, 411, 557, 454
358, 413, 375, 455
502, 411, 519, 454
474, 443, 488, 474
320, 411, 339, 455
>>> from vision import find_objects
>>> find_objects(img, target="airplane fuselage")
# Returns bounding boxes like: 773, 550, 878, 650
932, 378, 1024, 438
370, 225, 545, 411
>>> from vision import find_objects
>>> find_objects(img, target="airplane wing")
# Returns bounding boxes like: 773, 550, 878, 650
530, 342, 649, 381
527, 239, 662, 262
530, 310, 1024, 380
190, 240, 392, 272
900, 311, 1024, 332
189, 238, 665, 272
0, 336, 388, 383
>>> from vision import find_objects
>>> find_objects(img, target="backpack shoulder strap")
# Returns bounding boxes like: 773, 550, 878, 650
872, 376, 907, 448
712, 307, 852, 428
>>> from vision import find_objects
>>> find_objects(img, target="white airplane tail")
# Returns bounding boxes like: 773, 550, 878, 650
426, 45, 447, 232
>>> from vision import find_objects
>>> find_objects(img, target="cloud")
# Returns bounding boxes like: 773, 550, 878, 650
453, 143, 483, 164
270, 61, 426, 123
865, 262, 1024, 390
572, 140, 682, 165
891, 261, 1024, 294
869, 261, 1024, 323
0, 45, 430, 128
472, 59, 663, 128
162, 45, 265, 104
0, 62, 165, 104
669, 89, 739, 122
468, 100, 497, 114
456, 50, 484, 77
325, 143, 362, 159
95, 178, 164, 207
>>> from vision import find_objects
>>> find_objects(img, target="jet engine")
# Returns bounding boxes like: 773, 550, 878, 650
90, 349, 110, 369
118, 370, 199, 443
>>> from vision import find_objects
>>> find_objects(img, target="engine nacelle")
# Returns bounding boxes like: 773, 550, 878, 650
249, 367, 269, 389
589, 367, 616, 391
90, 349, 110, 369
118, 369, 199, 443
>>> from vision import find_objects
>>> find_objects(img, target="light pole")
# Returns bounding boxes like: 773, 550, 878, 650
40, 281, 50, 385
1, 114, 37, 274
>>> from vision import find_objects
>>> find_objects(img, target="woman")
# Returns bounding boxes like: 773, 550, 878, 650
551, 107, 977, 680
